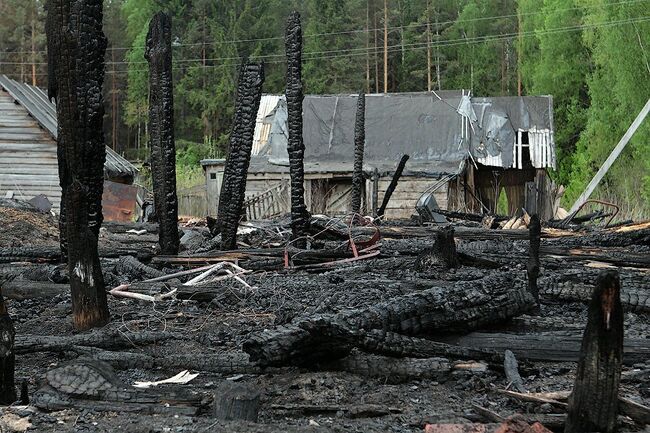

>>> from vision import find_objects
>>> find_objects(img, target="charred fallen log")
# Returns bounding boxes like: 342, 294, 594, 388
285, 12, 310, 246
0, 246, 154, 263
214, 382, 260, 422
377, 154, 410, 219
350, 92, 366, 216
15, 330, 181, 355
46, 0, 109, 330
146, 12, 180, 256
540, 275, 650, 314
0, 291, 16, 404
243, 272, 535, 366
217, 62, 265, 250
452, 330, 647, 366
565, 271, 623, 433
322, 349, 450, 384
114, 256, 165, 280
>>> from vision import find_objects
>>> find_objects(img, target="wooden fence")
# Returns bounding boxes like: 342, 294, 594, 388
178, 184, 208, 217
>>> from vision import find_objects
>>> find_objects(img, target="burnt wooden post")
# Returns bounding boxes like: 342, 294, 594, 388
377, 154, 410, 219
46, 0, 110, 330
565, 270, 623, 433
527, 214, 541, 305
213, 382, 260, 422
285, 11, 310, 247
351, 92, 366, 216
145, 12, 180, 256
0, 291, 16, 404
217, 62, 265, 250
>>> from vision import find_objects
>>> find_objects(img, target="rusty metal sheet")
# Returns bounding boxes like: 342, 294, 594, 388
102, 180, 139, 222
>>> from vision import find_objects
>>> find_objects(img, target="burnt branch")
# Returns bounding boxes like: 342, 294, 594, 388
217, 62, 265, 250
46, 0, 109, 330
146, 12, 180, 255
285, 11, 310, 246
350, 92, 366, 215
377, 154, 410, 219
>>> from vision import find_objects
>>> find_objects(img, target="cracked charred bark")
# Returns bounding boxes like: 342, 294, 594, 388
0, 292, 16, 404
565, 271, 623, 433
217, 62, 265, 250
46, 0, 109, 330
146, 12, 180, 256
286, 12, 310, 246
351, 92, 366, 215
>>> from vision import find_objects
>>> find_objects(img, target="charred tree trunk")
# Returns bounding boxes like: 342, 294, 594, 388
46, 0, 110, 330
216, 62, 265, 250
145, 12, 179, 256
350, 92, 366, 216
0, 292, 16, 404
565, 271, 623, 433
285, 12, 310, 246
527, 214, 541, 305
377, 154, 409, 219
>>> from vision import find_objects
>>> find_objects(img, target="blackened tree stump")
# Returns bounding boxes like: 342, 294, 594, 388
350, 92, 366, 216
565, 271, 623, 433
214, 382, 260, 422
146, 12, 180, 256
285, 12, 310, 246
0, 291, 16, 404
217, 62, 265, 250
46, 0, 110, 330
415, 225, 459, 271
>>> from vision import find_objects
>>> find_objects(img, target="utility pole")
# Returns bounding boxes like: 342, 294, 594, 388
517, 7, 522, 96
366, 0, 371, 93
426, 0, 431, 92
383, 0, 388, 93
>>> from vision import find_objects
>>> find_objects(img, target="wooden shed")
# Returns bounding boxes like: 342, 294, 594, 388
0, 75, 138, 214
203, 91, 557, 220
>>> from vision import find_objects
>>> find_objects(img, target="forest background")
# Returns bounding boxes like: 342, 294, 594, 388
0, 0, 648, 216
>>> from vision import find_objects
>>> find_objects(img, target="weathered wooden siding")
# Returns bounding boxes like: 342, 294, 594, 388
376, 177, 448, 219
0, 90, 62, 210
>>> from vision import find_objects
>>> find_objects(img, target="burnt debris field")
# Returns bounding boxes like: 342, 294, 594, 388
0, 201, 649, 432
0, 3, 649, 433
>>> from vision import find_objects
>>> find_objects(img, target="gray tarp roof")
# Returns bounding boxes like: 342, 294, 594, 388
0, 75, 138, 180
249, 91, 554, 177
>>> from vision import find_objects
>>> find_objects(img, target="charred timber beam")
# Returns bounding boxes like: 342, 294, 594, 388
243, 272, 535, 366
46, 0, 109, 329
145, 12, 180, 255
285, 12, 310, 246
14, 330, 181, 355
565, 271, 623, 433
217, 62, 265, 250
527, 214, 541, 305
377, 154, 410, 219
350, 92, 366, 216
0, 291, 16, 404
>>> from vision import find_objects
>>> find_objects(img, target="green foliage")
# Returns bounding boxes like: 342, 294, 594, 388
0, 0, 648, 216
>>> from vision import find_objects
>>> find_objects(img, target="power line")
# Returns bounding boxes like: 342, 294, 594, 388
0, 0, 647, 55
4, 15, 648, 67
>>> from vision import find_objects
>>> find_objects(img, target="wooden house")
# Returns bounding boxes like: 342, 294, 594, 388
203, 91, 557, 220
0, 75, 139, 217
